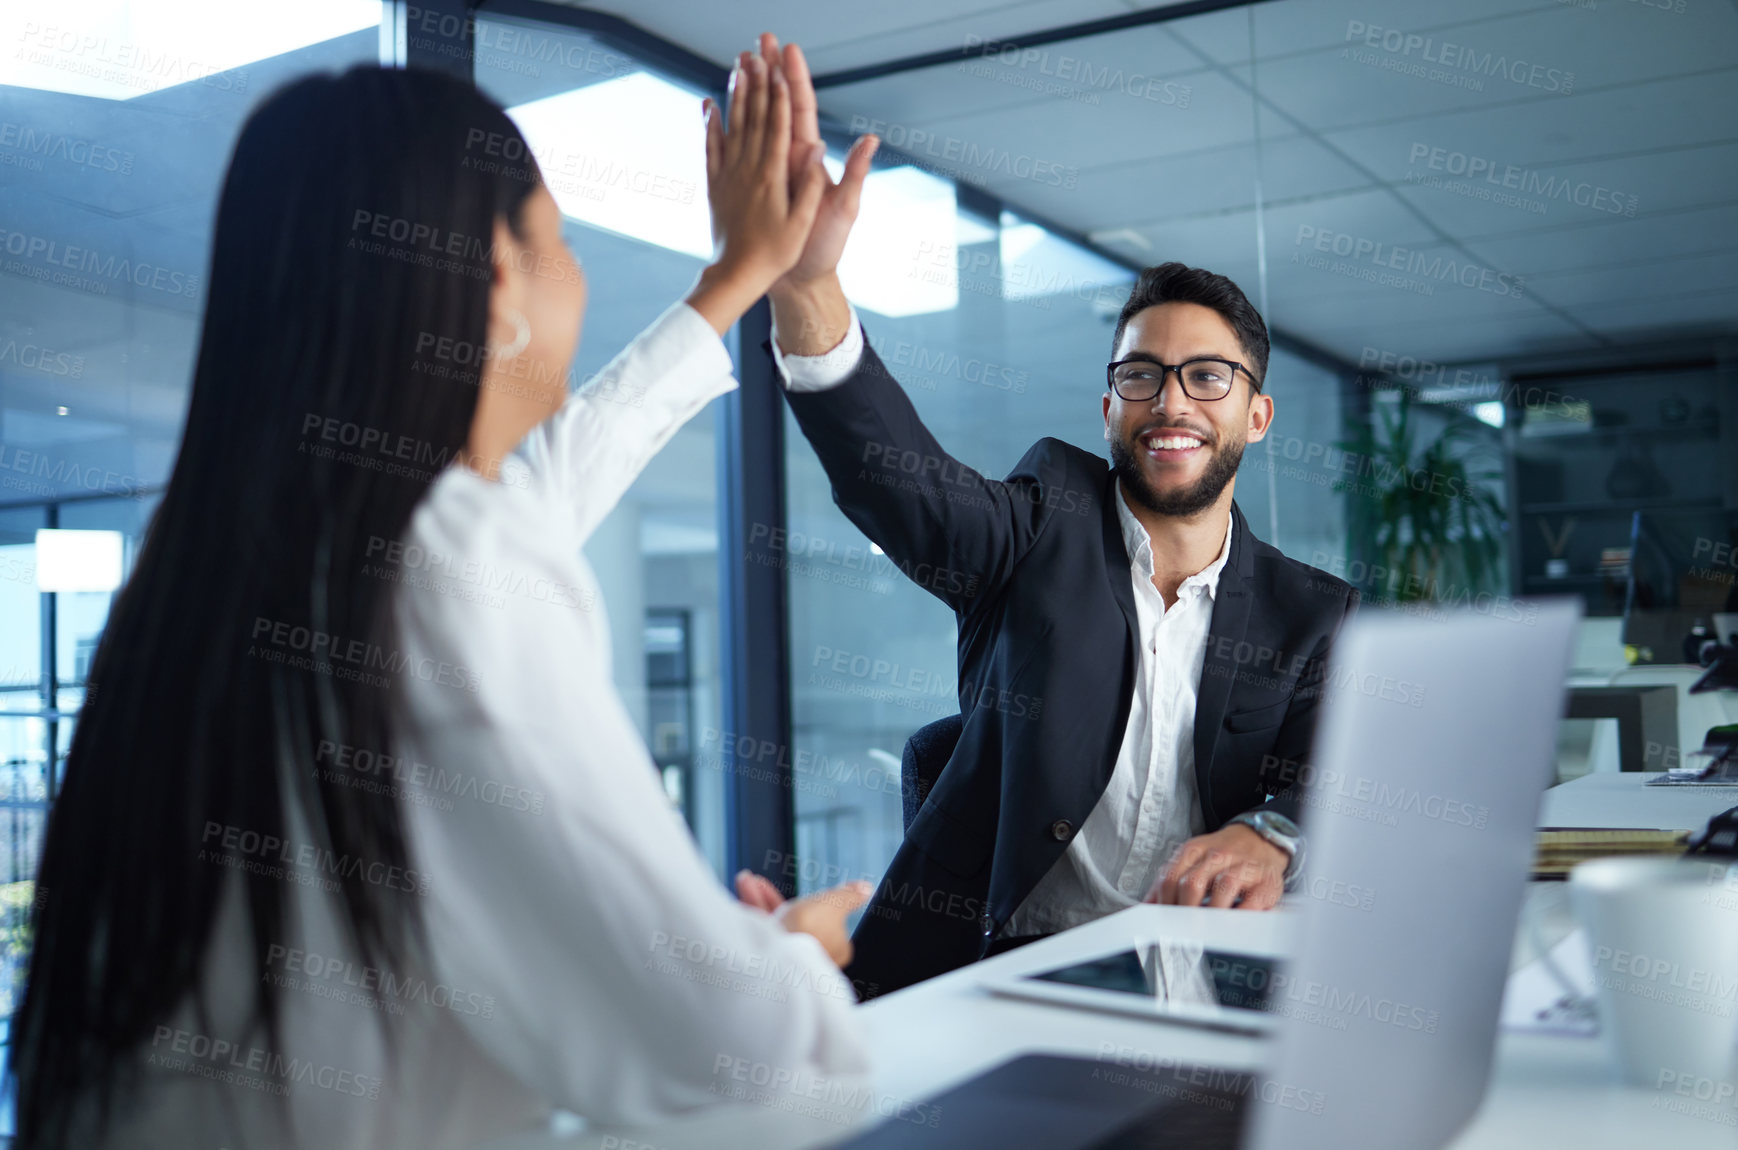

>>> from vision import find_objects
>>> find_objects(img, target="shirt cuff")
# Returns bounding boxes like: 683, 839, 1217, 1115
770, 303, 864, 392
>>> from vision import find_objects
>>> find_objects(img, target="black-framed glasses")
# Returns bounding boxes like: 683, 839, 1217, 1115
1106, 357, 1260, 402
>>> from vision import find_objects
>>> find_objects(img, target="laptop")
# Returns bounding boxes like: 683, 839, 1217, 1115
835, 599, 1583, 1150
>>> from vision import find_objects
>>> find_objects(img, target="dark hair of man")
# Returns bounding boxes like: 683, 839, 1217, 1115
1111, 262, 1270, 390
10, 66, 542, 1148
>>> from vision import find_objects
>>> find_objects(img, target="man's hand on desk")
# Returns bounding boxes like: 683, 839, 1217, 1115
735, 870, 873, 968
1146, 825, 1287, 910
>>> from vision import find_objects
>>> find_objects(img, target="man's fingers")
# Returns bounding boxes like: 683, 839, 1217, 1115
1155, 842, 1203, 904
834, 133, 879, 215
784, 42, 820, 150
1243, 876, 1283, 911
791, 142, 827, 229
1206, 863, 1245, 908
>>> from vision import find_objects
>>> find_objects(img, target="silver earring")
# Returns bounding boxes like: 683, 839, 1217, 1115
496, 307, 530, 359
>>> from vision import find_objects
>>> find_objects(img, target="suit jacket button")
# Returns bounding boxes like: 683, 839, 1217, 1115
1051, 819, 1074, 842
979, 913, 993, 933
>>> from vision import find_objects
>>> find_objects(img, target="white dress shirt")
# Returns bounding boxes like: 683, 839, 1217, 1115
774, 305, 1234, 939
97, 303, 869, 1150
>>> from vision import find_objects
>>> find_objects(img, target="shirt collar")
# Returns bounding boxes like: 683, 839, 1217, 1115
1114, 480, 1234, 600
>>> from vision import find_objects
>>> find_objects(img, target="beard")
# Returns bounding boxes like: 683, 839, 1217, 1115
1109, 424, 1246, 519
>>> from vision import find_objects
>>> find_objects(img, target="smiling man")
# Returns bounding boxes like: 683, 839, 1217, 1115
753, 38, 1355, 1000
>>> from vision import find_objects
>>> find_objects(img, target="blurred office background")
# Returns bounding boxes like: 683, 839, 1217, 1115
2, 0, 1736, 1040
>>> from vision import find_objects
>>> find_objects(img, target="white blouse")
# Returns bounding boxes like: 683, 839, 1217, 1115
93, 302, 868, 1150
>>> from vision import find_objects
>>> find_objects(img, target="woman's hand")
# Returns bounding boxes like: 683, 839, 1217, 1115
685, 50, 827, 335
735, 870, 872, 968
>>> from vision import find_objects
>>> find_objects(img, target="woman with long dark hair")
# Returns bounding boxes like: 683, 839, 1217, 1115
11, 54, 873, 1150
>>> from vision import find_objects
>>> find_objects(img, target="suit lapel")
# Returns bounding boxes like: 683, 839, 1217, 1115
1193, 503, 1255, 825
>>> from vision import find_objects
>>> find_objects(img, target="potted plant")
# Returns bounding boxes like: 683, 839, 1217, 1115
1335, 388, 1507, 605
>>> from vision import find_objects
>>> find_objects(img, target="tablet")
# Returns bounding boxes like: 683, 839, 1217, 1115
979, 939, 1282, 1033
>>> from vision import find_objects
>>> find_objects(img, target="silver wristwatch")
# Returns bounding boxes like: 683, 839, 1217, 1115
1229, 809, 1305, 887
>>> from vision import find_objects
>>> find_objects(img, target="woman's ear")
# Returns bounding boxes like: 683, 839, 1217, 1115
486, 215, 525, 356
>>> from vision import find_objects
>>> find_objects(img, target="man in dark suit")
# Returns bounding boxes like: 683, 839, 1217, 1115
750, 37, 1355, 1000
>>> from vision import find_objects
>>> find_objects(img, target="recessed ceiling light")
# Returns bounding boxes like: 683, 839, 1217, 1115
56, 406, 69, 415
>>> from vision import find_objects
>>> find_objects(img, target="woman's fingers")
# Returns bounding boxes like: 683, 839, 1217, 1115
741, 53, 769, 171
783, 41, 821, 160
724, 54, 748, 168
702, 98, 722, 188
763, 61, 792, 185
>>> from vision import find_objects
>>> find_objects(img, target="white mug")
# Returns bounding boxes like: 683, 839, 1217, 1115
1569, 857, 1738, 1090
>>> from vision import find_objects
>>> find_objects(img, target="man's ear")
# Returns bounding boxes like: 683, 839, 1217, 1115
1102, 390, 1113, 439
1245, 390, 1275, 444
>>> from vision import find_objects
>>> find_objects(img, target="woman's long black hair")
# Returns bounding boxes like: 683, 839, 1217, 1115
10, 66, 541, 1147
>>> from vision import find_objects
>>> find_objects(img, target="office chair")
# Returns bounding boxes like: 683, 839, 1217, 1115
901, 713, 963, 832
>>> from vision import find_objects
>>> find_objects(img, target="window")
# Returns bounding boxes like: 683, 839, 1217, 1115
0, 0, 384, 1047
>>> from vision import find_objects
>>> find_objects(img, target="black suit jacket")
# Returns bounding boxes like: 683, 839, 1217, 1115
780, 333, 1356, 1000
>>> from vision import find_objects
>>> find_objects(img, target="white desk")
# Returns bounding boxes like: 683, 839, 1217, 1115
476, 894, 1733, 1150
1540, 771, 1738, 830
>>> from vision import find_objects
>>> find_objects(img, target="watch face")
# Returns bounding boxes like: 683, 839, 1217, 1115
1263, 812, 1301, 838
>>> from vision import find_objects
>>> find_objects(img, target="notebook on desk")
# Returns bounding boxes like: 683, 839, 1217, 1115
835, 600, 1583, 1150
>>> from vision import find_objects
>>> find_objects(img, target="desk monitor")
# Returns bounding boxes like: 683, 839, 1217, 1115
1623, 510, 1738, 663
